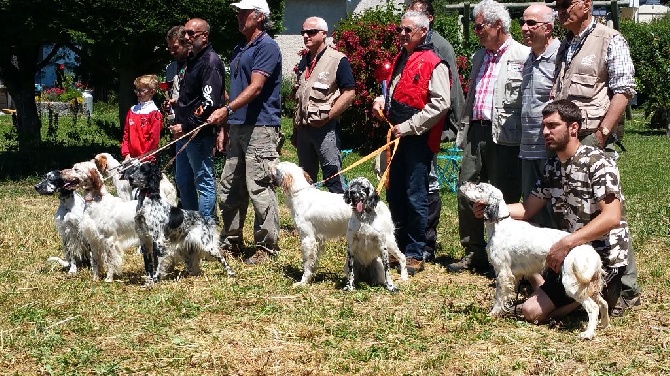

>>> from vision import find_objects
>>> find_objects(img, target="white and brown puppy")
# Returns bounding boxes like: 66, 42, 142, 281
35, 170, 91, 274
61, 161, 139, 282
271, 161, 352, 286
94, 152, 178, 206
342, 177, 408, 292
460, 181, 608, 339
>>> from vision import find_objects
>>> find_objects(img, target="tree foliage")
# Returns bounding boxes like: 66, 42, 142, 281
0, 0, 285, 149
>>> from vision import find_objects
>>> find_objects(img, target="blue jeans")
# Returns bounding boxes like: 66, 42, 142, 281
175, 135, 216, 220
386, 133, 433, 260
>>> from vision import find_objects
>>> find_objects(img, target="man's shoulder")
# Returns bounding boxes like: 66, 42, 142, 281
507, 39, 531, 58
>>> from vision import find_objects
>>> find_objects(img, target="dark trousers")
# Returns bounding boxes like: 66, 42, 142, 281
387, 133, 433, 260
457, 122, 522, 266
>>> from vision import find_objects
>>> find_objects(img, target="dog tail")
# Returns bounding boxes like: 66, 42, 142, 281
47, 256, 70, 268
570, 247, 604, 298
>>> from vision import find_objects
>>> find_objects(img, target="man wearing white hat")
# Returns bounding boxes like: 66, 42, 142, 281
209, 0, 283, 265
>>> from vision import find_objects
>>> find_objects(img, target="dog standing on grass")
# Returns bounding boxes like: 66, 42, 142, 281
342, 177, 408, 292
123, 161, 235, 284
271, 161, 352, 286
35, 170, 91, 274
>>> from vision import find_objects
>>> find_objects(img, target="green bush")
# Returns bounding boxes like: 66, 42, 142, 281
620, 15, 670, 129
280, 78, 297, 118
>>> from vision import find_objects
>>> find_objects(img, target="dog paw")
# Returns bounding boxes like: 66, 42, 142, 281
292, 281, 306, 288
342, 285, 355, 292
578, 331, 595, 340
385, 284, 399, 292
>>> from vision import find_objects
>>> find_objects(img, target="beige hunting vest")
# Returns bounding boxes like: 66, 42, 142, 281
552, 24, 621, 134
294, 47, 344, 127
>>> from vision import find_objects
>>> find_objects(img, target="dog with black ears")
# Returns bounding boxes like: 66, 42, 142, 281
342, 177, 408, 291
35, 170, 91, 274
123, 161, 235, 284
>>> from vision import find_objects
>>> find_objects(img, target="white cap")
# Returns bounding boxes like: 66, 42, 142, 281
230, 0, 270, 15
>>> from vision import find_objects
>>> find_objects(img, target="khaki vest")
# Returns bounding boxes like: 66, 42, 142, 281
294, 47, 344, 127
552, 24, 621, 133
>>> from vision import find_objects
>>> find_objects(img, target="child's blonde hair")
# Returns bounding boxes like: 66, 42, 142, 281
134, 74, 159, 91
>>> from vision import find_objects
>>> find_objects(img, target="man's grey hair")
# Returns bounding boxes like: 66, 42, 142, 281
308, 17, 328, 32
473, 0, 512, 34
254, 9, 275, 30
402, 10, 430, 31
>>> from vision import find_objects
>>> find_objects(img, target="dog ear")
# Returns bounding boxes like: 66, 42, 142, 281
95, 154, 108, 174
343, 186, 352, 204
302, 170, 312, 184
365, 185, 380, 211
483, 200, 500, 221
282, 173, 294, 193
88, 168, 103, 191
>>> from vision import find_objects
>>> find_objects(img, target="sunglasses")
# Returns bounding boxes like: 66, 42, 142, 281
395, 26, 416, 34
473, 22, 489, 32
519, 19, 548, 27
301, 29, 323, 37
184, 29, 206, 37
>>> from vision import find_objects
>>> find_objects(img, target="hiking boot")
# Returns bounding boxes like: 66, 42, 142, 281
244, 245, 278, 265
447, 250, 489, 273
220, 242, 243, 258
406, 258, 425, 275
388, 254, 400, 268
610, 294, 641, 317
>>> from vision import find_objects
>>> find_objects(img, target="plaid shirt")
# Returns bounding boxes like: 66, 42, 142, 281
566, 20, 636, 96
472, 39, 511, 121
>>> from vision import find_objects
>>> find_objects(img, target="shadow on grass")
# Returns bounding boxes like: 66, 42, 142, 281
0, 142, 118, 181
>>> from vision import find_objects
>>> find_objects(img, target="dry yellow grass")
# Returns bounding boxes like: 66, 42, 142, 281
1, 126, 669, 375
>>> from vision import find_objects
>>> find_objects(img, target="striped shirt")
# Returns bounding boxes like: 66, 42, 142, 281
520, 39, 560, 160
472, 39, 511, 121
565, 19, 636, 97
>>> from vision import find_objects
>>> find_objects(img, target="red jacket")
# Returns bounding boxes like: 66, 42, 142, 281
386, 47, 445, 153
121, 101, 162, 160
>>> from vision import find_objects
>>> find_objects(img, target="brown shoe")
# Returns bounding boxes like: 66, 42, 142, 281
243, 245, 278, 265
406, 258, 425, 275
388, 254, 400, 268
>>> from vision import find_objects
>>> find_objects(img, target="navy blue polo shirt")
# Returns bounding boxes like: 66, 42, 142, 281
228, 32, 282, 126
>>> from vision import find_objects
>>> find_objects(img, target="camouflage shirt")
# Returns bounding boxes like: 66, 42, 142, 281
531, 145, 629, 268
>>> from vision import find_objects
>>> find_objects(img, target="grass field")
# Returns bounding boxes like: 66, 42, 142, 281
0, 109, 668, 375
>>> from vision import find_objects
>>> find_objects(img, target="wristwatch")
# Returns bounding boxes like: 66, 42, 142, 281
226, 105, 234, 116
599, 126, 610, 137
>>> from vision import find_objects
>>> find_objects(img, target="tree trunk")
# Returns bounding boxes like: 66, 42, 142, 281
117, 68, 137, 128
12, 83, 42, 149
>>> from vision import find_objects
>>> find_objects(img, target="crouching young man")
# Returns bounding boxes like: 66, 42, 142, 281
505, 99, 630, 322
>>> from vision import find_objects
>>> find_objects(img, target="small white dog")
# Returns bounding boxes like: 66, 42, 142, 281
459, 182, 608, 339
94, 152, 178, 206
62, 161, 139, 282
271, 161, 352, 286
342, 177, 408, 292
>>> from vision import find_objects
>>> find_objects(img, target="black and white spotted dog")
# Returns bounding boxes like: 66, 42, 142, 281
123, 161, 235, 284
35, 170, 91, 274
342, 177, 408, 292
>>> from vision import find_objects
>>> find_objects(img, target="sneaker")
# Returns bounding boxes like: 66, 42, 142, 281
243, 245, 278, 265
406, 258, 425, 275
610, 294, 641, 317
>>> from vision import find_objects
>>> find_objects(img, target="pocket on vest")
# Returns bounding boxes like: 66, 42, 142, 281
307, 104, 331, 123
567, 74, 597, 98
503, 74, 523, 107
496, 109, 521, 144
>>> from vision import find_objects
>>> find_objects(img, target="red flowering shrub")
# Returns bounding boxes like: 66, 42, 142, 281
332, 3, 401, 149
333, 6, 478, 148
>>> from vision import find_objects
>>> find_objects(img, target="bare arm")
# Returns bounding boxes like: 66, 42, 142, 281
546, 193, 622, 272
207, 72, 267, 125
595, 93, 631, 146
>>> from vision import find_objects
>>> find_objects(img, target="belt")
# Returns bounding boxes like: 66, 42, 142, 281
471, 119, 492, 126
255, 124, 280, 128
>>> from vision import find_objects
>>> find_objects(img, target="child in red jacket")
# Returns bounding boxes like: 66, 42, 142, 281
121, 75, 163, 162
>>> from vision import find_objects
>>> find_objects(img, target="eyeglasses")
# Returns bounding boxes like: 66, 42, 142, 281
555, 0, 581, 11
184, 29, 206, 37
473, 22, 490, 32
301, 29, 323, 37
519, 19, 548, 27
395, 26, 416, 34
